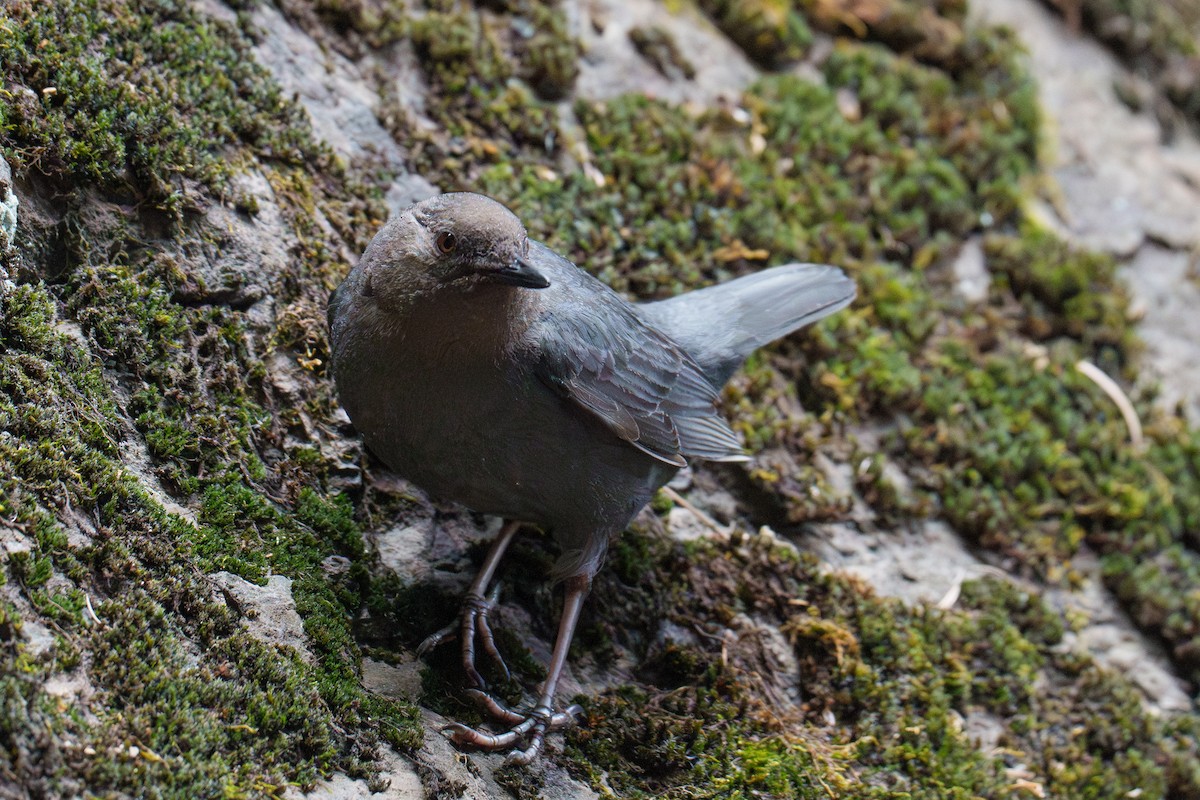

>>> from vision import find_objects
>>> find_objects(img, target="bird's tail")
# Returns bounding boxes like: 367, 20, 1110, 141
638, 264, 856, 386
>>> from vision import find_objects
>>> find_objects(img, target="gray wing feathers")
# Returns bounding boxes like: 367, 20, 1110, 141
638, 263, 856, 386
534, 277, 747, 467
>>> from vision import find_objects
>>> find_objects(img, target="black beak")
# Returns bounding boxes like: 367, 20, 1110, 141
493, 257, 550, 289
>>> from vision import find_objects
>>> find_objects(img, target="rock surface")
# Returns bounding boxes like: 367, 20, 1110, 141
975, 0, 1200, 422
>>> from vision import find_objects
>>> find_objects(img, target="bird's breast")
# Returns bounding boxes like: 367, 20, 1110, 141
332, 290, 672, 530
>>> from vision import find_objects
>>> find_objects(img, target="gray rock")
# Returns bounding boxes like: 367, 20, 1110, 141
0, 524, 33, 557
209, 572, 313, 663
572, 0, 759, 106
385, 174, 440, 219
1120, 245, 1200, 421
666, 505, 710, 541
20, 619, 56, 658
373, 518, 436, 581
951, 237, 990, 304
0, 152, 17, 252
807, 518, 987, 607
232, 0, 439, 227
361, 656, 423, 703
973, 0, 1200, 421
284, 748, 424, 800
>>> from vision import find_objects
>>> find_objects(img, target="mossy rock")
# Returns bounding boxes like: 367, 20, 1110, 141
1, 0, 1199, 795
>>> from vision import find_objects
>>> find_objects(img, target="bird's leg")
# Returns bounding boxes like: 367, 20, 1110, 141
417, 520, 521, 687
444, 573, 590, 763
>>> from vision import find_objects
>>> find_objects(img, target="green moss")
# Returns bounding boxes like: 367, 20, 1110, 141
629, 26, 698, 81
516, 1, 581, 101
985, 227, 1137, 364
0, 0, 320, 213
83, 594, 338, 797
697, 0, 813, 68
799, 0, 972, 65
311, 0, 410, 46
0, 0, 419, 791
0, 276, 423, 794
568, 536, 1195, 798
5, 0, 1200, 792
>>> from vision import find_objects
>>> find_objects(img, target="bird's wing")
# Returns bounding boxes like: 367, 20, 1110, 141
532, 283, 748, 467
637, 263, 856, 386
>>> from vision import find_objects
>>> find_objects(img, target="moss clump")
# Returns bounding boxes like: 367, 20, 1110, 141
697, 0, 813, 68
986, 227, 1137, 363
83, 595, 339, 796
629, 26, 698, 81
515, 1, 582, 101
799, 0, 970, 67
0, 593, 69, 795
0, 0, 319, 213
0, 0, 418, 793
311, 0, 410, 46
568, 535, 1196, 798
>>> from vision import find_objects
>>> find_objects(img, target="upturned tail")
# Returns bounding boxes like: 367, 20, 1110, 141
637, 264, 855, 387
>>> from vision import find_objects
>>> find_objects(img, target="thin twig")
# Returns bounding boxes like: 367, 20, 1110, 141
659, 486, 729, 536
83, 592, 102, 625
936, 565, 1009, 610
1075, 360, 1144, 452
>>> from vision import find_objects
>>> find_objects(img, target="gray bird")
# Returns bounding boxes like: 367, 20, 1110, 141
328, 192, 855, 763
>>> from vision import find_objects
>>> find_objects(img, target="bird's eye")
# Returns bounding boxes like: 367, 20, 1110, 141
436, 231, 457, 254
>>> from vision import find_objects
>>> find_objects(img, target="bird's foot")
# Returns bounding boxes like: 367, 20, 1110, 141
443, 695, 583, 765
417, 584, 510, 688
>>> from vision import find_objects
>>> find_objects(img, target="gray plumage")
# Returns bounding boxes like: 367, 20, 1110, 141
328, 192, 855, 580
637, 263, 856, 386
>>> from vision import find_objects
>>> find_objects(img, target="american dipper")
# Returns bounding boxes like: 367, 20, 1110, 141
328, 192, 855, 763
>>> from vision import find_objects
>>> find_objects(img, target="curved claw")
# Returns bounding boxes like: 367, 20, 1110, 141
442, 720, 532, 750
502, 706, 553, 766
464, 688, 526, 726
430, 549, 591, 766
552, 704, 585, 729
465, 689, 583, 731
475, 606, 508, 681
442, 702, 582, 760
504, 733, 545, 767
416, 622, 457, 657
